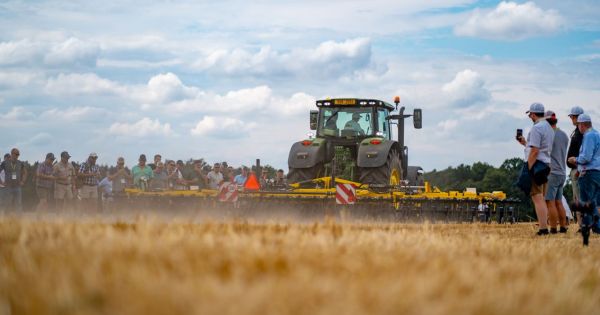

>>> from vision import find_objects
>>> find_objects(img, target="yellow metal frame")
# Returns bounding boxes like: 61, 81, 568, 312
124, 177, 506, 202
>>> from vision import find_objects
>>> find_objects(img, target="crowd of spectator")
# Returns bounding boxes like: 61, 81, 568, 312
0, 150, 288, 212
517, 104, 600, 236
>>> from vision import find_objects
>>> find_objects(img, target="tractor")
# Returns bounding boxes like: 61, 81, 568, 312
287, 97, 422, 187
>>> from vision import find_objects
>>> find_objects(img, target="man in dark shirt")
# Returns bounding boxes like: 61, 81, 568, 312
0, 148, 28, 212
567, 106, 585, 201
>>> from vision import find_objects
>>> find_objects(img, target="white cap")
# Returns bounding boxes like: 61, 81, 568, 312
569, 106, 584, 116
577, 114, 591, 123
89, 152, 98, 158
526, 103, 544, 114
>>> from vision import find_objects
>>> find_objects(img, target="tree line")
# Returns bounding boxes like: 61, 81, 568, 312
424, 157, 574, 220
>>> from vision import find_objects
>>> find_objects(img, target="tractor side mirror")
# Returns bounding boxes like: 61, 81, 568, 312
413, 108, 422, 129
309, 110, 318, 130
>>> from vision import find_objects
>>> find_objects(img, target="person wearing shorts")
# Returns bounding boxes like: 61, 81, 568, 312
53, 151, 76, 210
543, 111, 569, 233
517, 103, 555, 235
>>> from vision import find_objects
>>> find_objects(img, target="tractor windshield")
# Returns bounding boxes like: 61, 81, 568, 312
319, 107, 374, 138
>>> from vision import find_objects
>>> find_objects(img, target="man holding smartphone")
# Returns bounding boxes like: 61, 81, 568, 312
517, 103, 555, 235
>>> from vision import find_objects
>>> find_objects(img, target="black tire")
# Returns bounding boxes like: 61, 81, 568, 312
359, 149, 402, 186
288, 163, 324, 184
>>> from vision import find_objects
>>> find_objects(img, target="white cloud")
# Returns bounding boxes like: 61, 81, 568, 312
192, 38, 372, 77
442, 69, 490, 107
0, 71, 40, 88
0, 39, 41, 66
136, 72, 202, 105
108, 118, 173, 137
44, 37, 99, 66
0, 37, 99, 66
40, 106, 106, 122
190, 116, 256, 138
436, 119, 459, 135
2, 107, 34, 121
45, 72, 125, 95
454, 1, 564, 40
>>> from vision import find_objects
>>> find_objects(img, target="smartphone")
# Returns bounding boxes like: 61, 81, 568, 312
516, 129, 523, 140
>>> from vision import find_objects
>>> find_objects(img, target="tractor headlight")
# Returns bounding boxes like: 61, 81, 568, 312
307, 132, 315, 139
375, 131, 384, 137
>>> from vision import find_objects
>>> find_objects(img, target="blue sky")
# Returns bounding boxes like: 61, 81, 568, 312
1, 0, 599, 171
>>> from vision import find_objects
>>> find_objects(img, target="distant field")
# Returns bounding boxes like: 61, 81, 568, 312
1, 215, 599, 315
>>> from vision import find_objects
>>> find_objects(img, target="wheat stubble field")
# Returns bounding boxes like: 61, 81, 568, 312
1, 215, 600, 315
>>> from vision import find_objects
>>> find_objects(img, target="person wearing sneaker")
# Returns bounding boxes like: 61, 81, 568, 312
544, 111, 569, 234
568, 114, 600, 233
517, 103, 555, 236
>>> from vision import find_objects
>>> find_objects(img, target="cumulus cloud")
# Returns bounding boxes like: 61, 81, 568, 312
442, 69, 490, 107
0, 37, 99, 66
135, 72, 202, 105
108, 118, 173, 137
0, 71, 40, 88
45, 72, 125, 95
192, 38, 372, 77
40, 106, 106, 122
44, 37, 99, 66
454, 1, 564, 40
0, 39, 41, 66
190, 116, 257, 138
2, 107, 34, 121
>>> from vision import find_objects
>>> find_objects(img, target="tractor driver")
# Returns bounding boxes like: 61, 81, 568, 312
344, 112, 365, 136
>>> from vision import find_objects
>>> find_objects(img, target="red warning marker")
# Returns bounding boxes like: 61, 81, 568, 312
244, 172, 260, 191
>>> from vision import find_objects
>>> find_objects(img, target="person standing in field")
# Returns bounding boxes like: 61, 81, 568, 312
568, 114, 600, 233
517, 103, 554, 235
132, 154, 153, 190
78, 152, 101, 211
234, 167, 248, 186
566, 106, 585, 202
35, 153, 56, 212
53, 151, 76, 210
207, 163, 224, 189
544, 111, 569, 233
0, 148, 28, 212
0, 153, 9, 210
109, 157, 131, 195
148, 154, 162, 170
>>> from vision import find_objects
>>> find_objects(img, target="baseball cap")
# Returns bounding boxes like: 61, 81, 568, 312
545, 110, 556, 119
577, 114, 592, 123
89, 152, 98, 158
569, 106, 584, 117
139, 154, 147, 161
526, 103, 545, 114
46, 153, 55, 160
61, 151, 71, 158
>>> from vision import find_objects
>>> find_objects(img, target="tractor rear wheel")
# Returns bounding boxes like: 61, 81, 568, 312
288, 163, 324, 184
359, 149, 402, 186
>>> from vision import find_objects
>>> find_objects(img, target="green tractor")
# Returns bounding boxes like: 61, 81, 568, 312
287, 97, 422, 186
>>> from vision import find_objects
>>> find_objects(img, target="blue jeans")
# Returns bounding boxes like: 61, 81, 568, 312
578, 171, 600, 231
4, 186, 22, 212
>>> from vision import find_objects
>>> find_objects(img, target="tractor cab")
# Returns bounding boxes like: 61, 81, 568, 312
311, 99, 395, 141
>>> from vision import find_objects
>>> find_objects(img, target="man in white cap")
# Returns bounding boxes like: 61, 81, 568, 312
568, 114, 600, 233
544, 111, 569, 233
566, 106, 585, 202
517, 102, 555, 235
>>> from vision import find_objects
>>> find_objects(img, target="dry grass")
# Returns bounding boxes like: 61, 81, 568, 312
1, 215, 600, 315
